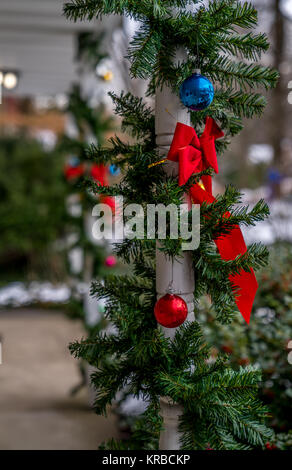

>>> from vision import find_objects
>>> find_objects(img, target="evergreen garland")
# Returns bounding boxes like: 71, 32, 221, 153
64, 0, 278, 449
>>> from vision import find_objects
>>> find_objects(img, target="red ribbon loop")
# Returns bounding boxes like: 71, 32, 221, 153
167, 117, 224, 188
167, 118, 257, 324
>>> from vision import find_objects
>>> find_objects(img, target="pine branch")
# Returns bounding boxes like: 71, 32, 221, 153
206, 57, 279, 90
91, 360, 131, 415
208, 0, 258, 32
69, 333, 129, 365
91, 276, 153, 306
215, 90, 267, 118
195, 243, 268, 282
114, 238, 156, 265
128, 23, 162, 79
64, 0, 172, 21
109, 92, 155, 139
219, 32, 269, 61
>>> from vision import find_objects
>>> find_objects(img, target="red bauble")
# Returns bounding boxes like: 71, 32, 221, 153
154, 293, 188, 328
105, 255, 117, 267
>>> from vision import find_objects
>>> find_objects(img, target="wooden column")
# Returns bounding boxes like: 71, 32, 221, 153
155, 82, 195, 449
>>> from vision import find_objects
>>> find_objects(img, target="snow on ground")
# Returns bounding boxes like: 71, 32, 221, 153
240, 190, 292, 245
0, 282, 71, 308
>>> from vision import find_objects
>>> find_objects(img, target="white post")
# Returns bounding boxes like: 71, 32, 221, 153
155, 82, 195, 449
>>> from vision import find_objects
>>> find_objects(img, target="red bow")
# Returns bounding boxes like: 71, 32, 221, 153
167, 118, 257, 324
168, 116, 224, 193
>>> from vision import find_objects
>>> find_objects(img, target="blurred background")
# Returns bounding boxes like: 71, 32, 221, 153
0, 0, 292, 450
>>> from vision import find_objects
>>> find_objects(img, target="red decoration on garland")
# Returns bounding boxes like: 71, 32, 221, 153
265, 442, 277, 450
168, 116, 223, 191
64, 162, 109, 184
91, 164, 109, 186
154, 293, 188, 328
64, 163, 84, 180
91, 165, 116, 212
100, 195, 116, 213
167, 118, 258, 324
105, 255, 117, 267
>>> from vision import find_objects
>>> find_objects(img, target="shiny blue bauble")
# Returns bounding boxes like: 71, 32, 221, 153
179, 72, 214, 111
69, 156, 80, 167
109, 164, 120, 176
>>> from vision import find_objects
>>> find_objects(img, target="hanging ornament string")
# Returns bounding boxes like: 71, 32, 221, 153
196, 34, 200, 71
168, 257, 174, 294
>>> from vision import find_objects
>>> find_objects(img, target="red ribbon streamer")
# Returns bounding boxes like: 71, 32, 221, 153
167, 117, 257, 323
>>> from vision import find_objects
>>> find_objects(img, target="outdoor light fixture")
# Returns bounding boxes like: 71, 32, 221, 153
0, 70, 19, 103
3, 72, 18, 90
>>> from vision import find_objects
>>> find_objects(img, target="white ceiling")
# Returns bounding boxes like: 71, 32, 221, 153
0, 0, 119, 97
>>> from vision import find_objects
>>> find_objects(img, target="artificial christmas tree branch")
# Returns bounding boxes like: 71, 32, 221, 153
64, 0, 278, 450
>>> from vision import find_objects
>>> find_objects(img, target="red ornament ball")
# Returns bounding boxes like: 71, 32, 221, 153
154, 293, 188, 328
105, 255, 117, 267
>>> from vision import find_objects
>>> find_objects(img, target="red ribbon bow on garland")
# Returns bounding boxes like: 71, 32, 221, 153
167, 117, 257, 324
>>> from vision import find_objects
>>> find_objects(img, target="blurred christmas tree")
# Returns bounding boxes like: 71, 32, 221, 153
60, 31, 116, 333
59, 34, 119, 397
0, 136, 68, 283
61, 83, 116, 330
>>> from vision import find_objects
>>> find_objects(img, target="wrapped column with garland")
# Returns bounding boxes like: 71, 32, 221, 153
64, 0, 279, 450
155, 72, 194, 449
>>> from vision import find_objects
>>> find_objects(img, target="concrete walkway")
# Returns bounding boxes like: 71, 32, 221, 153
0, 309, 119, 450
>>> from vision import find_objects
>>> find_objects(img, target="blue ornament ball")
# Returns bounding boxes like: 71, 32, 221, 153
109, 164, 120, 176
69, 156, 80, 167
179, 72, 214, 111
